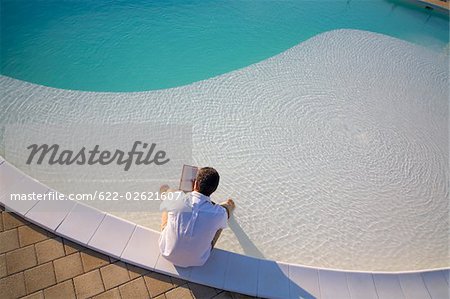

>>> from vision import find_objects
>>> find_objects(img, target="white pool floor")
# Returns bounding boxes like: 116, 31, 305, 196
0, 30, 448, 271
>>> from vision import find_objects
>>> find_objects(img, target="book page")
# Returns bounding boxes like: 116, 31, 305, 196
179, 164, 198, 192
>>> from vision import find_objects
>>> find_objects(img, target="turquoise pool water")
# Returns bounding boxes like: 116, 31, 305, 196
1, 0, 449, 91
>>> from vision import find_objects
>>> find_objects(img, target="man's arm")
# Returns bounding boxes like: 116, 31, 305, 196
219, 199, 235, 219
211, 229, 223, 248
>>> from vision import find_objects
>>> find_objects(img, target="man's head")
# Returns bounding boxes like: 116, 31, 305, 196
193, 167, 220, 196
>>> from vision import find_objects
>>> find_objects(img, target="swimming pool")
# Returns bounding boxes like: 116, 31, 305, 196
1, 0, 449, 91
0, 0, 448, 272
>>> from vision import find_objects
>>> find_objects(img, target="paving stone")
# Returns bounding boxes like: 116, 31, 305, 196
165, 285, 194, 299
188, 282, 218, 298
144, 271, 174, 297
6, 245, 37, 274
189, 249, 229, 290
18, 224, 48, 247
2, 212, 27, 230
0, 272, 26, 299
53, 253, 84, 282
119, 277, 150, 299
155, 255, 192, 279
24, 262, 56, 294
257, 260, 289, 299
121, 225, 160, 270
223, 254, 258, 297
35, 237, 65, 264
422, 271, 448, 299
55, 203, 106, 244
44, 279, 76, 299
0, 229, 19, 254
93, 287, 121, 299
154, 294, 167, 299
24, 196, 76, 231
73, 269, 105, 299
81, 249, 109, 272
127, 263, 150, 279
289, 265, 320, 299
21, 290, 44, 299
99, 261, 130, 290
0, 254, 6, 278
63, 239, 83, 255
87, 214, 136, 258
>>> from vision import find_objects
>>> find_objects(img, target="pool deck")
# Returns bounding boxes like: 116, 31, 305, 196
0, 207, 252, 299
0, 156, 449, 299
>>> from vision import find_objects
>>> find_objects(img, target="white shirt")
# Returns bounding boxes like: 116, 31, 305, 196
158, 191, 228, 267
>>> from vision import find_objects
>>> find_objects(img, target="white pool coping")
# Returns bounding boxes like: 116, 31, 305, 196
0, 157, 448, 298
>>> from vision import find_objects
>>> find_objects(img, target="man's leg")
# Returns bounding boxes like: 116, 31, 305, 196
160, 184, 170, 231
211, 229, 223, 249
161, 210, 168, 231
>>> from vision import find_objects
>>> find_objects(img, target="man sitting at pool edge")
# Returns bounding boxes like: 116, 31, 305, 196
158, 167, 235, 267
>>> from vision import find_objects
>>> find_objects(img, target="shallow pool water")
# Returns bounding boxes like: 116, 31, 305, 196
1, 0, 449, 91
1, 29, 448, 271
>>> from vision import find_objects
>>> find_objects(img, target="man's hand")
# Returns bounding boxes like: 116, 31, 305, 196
220, 198, 235, 219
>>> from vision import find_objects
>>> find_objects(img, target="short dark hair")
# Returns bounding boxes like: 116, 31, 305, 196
195, 167, 220, 196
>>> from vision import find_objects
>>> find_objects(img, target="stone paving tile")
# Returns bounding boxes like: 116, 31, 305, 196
35, 237, 65, 264
93, 287, 121, 299
73, 269, 105, 299
0, 212, 254, 299
127, 262, 150, 279
62, 239, 83, 255
3, 212, 27, 230
119, 277, 150, 299
165, 284, 194, 299
99, 261, 130, 290
53, 253, 84, 282
24, 262, 56, 294
189, 282, 219, 298
21, 290, 44, 299
43, 279, 76, 299
6, 245, 37, 274
18, 225, 48, 247
0, 228, 20, 254
0, 254, 6, 278
144, 271, 175, 297
0, 271, 26, 299
80, 249, 109, 272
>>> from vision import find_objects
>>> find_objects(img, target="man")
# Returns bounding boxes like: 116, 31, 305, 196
158, 167, 235, 267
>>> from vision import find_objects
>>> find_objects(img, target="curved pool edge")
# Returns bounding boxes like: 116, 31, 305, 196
1, 27, 449, 274
1, 156, 448, 298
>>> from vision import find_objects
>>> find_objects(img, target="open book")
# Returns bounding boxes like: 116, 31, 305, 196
179, 164, 198, 192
